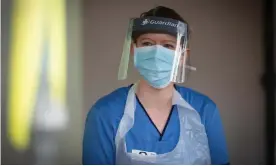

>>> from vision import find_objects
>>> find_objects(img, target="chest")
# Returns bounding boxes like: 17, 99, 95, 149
125, 104, 180, 154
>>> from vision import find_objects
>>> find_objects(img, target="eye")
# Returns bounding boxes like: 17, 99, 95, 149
163, 44, 175, 50
141, 41, 154, 46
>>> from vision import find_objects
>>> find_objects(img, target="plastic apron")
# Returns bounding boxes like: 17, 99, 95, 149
115, 84, 211, 165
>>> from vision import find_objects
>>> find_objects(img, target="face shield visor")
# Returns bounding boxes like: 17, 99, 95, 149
118, 16, 196, 85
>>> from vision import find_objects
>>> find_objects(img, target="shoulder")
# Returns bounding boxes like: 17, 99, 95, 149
175, 85, 218, 121
86, 85, 131, 123
175, 85, 216, 107
92, 86, 130, 110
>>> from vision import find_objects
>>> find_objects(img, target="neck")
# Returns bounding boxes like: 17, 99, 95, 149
136, 79, 174, 111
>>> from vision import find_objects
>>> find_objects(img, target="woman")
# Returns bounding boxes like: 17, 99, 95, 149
83, 6, 229, 165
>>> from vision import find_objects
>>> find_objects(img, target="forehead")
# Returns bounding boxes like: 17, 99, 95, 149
136, 33, 177, 41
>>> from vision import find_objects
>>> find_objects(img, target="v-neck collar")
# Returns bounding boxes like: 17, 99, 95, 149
135, 95, 175, 141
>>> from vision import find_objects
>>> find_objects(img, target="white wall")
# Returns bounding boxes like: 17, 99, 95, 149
83, 0, 265, 164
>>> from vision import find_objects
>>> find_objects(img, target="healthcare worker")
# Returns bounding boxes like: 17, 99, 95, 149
83, 6, 229, 165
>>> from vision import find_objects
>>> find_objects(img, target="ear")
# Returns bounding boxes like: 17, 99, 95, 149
185, 48, 191, 57
180, 48, 191, 65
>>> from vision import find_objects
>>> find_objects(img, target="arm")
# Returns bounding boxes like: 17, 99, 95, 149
204, 103, 230, 165
82, 105, 115, 165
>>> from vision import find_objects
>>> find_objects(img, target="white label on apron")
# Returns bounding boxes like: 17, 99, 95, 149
132, 149, 157, 156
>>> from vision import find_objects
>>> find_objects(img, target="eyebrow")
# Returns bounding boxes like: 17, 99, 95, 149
139, 38, 154, 41
163, 40, 176, 43
139, 38, 176, 42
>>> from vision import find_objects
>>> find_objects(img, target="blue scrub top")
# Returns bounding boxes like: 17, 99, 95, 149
83, 85, 229, 165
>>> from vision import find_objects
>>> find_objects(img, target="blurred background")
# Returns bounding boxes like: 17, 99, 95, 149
1, 0, 275, 165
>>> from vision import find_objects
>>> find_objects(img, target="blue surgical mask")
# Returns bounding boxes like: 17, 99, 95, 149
134, 45, 174, 89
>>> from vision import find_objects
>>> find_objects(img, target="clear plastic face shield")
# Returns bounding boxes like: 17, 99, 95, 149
118, 17, 196, 85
